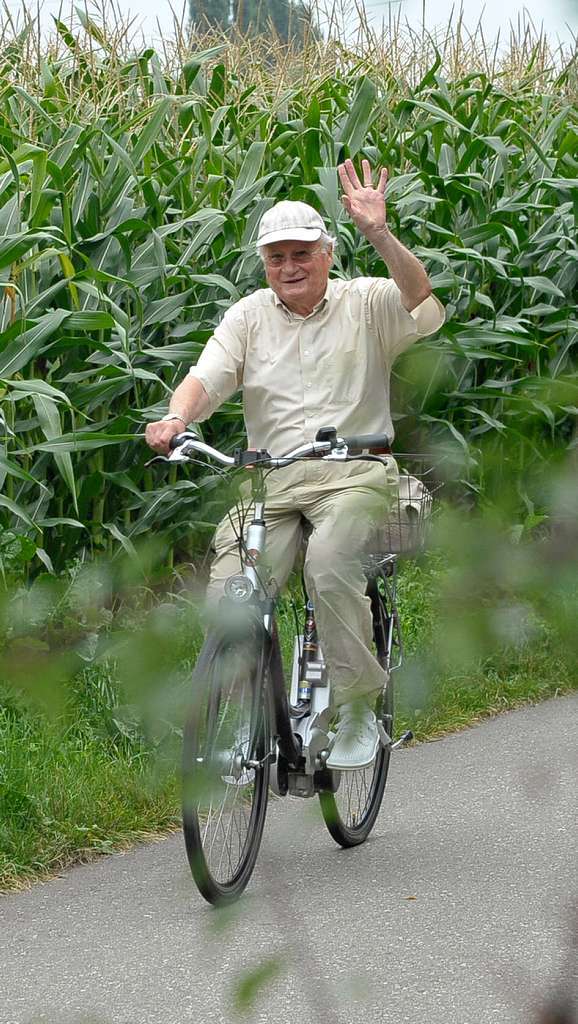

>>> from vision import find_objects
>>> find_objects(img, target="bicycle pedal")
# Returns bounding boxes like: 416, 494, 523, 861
391, 729, 413, 750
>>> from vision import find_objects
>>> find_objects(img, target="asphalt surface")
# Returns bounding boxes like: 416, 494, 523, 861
1, 695, 577, 1024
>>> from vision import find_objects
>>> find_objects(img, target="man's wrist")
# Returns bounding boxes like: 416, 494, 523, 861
364, 223, 392, 245
161, 413, 187, 426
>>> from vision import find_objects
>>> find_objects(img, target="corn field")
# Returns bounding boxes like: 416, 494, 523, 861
0, 4, 576, 575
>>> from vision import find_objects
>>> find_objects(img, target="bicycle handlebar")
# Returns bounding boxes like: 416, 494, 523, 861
167, 432, 332, 467
163, 426, 392, 469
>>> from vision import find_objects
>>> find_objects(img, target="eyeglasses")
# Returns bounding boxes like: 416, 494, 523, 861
263, 247, 325, 269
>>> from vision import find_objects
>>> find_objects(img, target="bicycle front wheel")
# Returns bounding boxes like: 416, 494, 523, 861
319, 578, 394, 847
182, 626, 271, 905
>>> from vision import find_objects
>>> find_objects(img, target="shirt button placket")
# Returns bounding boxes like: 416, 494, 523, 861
302, 323, 314, 431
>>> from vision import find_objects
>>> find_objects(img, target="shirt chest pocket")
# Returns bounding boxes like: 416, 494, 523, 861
327, 324, 367, 403
330, 347, 358, 402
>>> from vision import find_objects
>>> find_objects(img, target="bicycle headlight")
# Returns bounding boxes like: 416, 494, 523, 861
224, 575, 255, 603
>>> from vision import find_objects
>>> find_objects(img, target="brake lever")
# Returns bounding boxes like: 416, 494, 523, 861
322, 440, 348, 462
145, 442, 197, 468
144, 455, 171, 468
167, 445, 194, 462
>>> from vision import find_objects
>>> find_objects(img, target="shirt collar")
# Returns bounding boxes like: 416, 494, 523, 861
273, 281, 331, 318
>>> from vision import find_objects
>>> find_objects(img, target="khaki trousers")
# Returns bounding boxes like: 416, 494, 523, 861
206, 458, 399, 705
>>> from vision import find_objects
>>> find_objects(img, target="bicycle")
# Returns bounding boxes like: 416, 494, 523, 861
149, 425, 436, 905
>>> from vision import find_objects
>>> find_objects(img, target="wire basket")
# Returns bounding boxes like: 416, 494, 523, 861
370, 455, 443, 559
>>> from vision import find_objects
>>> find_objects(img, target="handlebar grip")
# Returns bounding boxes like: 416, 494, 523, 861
342, 432, 392, 451
169, 431, 198, 450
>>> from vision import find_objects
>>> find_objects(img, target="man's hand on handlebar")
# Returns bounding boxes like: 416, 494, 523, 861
145, 419, 184, 455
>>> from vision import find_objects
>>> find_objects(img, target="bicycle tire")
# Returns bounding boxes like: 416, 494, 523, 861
182, 622, 271, 905
319, 578, 394, 847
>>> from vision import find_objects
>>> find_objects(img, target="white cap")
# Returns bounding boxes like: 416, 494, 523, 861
256, 200, 326, 248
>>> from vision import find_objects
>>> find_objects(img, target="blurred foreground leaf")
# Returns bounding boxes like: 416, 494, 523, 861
232, 956, 284, 1013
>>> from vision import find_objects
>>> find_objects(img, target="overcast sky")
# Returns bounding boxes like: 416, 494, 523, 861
4, 0, 576, 50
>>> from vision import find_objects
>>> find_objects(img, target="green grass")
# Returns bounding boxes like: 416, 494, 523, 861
1, 553, 576, 893
0, 700, 181, 891
397, 646, 575, 742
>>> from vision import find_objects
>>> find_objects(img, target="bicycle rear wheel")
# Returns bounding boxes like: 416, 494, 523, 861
182, 624, 271, 904
319, 576, 394, 847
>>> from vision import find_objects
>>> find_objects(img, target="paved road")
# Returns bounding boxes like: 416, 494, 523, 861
1, 696, 577, 1024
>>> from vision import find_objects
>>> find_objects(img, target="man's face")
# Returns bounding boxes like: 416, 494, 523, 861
262, 239, 333, 313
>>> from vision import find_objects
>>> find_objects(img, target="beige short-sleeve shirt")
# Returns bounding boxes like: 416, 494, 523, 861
189, 277, 445, 454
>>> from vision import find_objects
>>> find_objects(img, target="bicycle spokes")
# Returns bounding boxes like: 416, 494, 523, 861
182, 634, 270, 900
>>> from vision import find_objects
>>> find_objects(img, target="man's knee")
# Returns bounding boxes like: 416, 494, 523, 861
304, 541, 360, 595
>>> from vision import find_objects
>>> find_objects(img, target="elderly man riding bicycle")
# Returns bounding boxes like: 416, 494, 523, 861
146, 158, 445, 770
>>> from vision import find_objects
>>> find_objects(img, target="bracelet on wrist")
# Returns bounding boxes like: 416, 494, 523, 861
161, 413, 187, 426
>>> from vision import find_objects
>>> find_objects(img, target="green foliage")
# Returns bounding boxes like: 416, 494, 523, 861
393, 499, 578, 737
0, 16, 576, 574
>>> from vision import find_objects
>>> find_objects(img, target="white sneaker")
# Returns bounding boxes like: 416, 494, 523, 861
326, 702, 380, 771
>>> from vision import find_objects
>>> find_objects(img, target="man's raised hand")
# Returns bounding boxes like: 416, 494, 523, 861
338, 158, 389, 236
